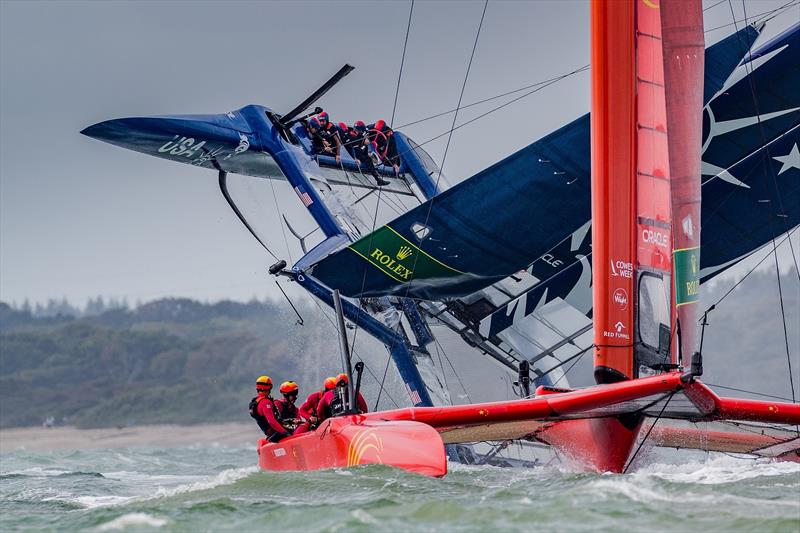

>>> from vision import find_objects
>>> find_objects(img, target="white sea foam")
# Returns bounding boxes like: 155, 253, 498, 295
73, 495, 137, 509
95, 513, 168, 531
4, 467, 73, 477
636, 455, 800, 485
150, 466, 257, 499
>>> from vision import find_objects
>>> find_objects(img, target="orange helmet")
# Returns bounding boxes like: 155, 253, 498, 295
336, 373, 349, 386
323, 377, 337, 391
280, 381, 299, 395
256, 375, 272, 392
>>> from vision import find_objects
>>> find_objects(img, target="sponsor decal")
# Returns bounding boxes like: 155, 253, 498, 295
158, 135, 207, 158
674, 246, 700, 306
542, 253, 564, 268
612, 288, 628, 310
272, 448, 286, 457
346, 428, 384, 467
641, 227, 670, 248
349, 225, 463, 284
396, 246, 413, 261
682, 215, 694, 239
223, 133, 250, 160
610, 259, 633, 279
603, 321, 630, 340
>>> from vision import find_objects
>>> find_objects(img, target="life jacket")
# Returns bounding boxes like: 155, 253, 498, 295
329, 387, 347, 417
276, 398, 299, 421
249, 395, 280, 436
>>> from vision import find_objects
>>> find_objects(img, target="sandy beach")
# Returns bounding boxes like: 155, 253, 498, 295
0, 422, 260, 453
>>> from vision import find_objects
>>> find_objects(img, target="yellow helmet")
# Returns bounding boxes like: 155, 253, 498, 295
256, 375, 272, 392
280, 381, 299, 394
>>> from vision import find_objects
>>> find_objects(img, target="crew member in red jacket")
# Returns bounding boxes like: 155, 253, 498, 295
249, 375, 291, 442
317, 373, 369, 423
275, 381, 301, 433
294, 377, 337, 434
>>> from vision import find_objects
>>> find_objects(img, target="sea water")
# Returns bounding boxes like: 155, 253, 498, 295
1, 443, 798, 531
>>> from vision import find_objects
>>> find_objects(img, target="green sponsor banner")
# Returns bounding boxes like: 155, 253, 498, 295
674, 246, 700, 306
348, 225, 463, 283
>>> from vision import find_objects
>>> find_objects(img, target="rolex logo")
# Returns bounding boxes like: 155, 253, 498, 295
396, 246, 413, 260
690, 254, 697, 274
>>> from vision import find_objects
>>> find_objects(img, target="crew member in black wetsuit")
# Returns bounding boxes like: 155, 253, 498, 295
346, 121, 390, 187
315, 111, 342, 164
368, 119, 400, 175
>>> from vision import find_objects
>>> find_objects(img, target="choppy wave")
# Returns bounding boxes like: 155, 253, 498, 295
1, 446, 798, 532
95, 513, 169, 531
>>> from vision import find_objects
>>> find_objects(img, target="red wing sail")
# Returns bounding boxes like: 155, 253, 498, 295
661, 1, 704, 360
593, 0, 706, 382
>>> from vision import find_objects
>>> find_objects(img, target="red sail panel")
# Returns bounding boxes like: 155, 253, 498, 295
633, 0, 674, 374
591, 0, 636, 383
661, 0, 704, 361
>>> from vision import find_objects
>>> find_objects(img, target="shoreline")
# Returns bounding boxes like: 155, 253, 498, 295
0, 422, 260, 453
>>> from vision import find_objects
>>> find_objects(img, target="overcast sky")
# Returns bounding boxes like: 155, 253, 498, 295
1, 0, 798, 308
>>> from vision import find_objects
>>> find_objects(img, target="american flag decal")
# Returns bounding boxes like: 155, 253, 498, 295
407, 385, 423, 406
294, 185, 314, 207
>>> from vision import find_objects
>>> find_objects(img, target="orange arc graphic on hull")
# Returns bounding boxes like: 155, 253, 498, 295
346, 428, 385, 467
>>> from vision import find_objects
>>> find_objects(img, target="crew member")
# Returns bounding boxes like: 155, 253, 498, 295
305, 116, 325, 154
249, 375, 291, 442
294, 376, 337, 434
315, 111, 342, 163
317, 373, 369, 423
275, 381, 301, 433
369, 119, 400, 174
349, 121, 390, 187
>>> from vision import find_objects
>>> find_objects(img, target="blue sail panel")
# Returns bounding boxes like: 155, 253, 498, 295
309, 25, 797, 299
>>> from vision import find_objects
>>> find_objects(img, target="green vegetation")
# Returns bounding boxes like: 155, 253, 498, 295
0, 298, 325, 428
0, 268, 796, 428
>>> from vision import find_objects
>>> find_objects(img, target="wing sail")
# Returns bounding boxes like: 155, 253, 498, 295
308, 25, 797, 300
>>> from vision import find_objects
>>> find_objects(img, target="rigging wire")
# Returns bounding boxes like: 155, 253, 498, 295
704, 382, 795, 402
434, 337, 473, 403
395, 65, 590, 130
377, 0, 490, 409
704, 1, 799, 32
410, 63, 588, 154
352, 0, 418, 409
623, 393, 675, 474
268, 176, 293, 263
703, 226, 798, 312
390, 0, 414, 128
551, 346, 591, 388
704, 0, 729, 11
728, 0, 797, 402
309, 295, 401, 409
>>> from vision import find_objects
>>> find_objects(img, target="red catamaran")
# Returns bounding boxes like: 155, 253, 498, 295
255, 0, 799, 477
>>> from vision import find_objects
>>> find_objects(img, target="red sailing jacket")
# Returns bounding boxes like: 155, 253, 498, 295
298, 390, 324, 420
255, 394, 288, 436
317, 389, 369, 422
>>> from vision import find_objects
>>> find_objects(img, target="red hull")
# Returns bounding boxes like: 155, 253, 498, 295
257, 416, 447, 477
538, 417, 642, 473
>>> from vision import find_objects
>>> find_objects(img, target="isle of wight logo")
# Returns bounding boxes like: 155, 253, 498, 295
396, 246, 413, 260
347, 428, 384, 467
